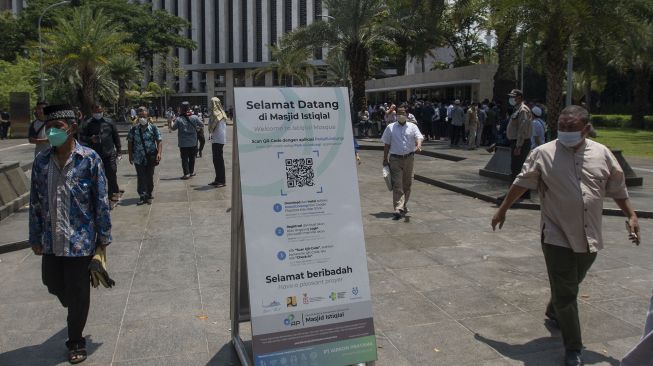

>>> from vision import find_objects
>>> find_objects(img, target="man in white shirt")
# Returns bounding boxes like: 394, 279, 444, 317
208, 97, 227, 187
28, 101, 49, 156
382, 107, 424, 220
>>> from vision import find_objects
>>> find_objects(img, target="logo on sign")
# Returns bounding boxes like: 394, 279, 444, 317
352, 286, 359, 296
286, 296, 297, 307
277, 251, 287, 260
275, 227, 284, 236
303, 293, 309, 304
283, 314, 301, 327
273, 203, 283, 212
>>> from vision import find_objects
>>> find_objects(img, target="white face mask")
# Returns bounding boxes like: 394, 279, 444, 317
138, 118, 148, 126
92, 113, 103, 120
557, 131, 584, 147
508, 97, 517, 106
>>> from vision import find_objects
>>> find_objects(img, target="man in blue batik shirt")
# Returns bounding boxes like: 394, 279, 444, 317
29, 104, 112, 364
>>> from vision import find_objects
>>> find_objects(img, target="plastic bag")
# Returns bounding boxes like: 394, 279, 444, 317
383, 165, 392, 191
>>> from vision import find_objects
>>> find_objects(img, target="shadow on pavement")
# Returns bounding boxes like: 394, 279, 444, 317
207, 341, 250, 365
194, 185, 217, 191
369, 212, 396, 219
474, 333, 620, 365
0, 328, 102, 366
118, 197, 142, 206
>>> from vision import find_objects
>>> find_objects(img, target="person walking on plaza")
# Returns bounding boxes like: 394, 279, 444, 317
171, 101, 203, 180
531, 106, 546, 148
29, 104, 112, 364
79, 104, 122, 202
127, 107, 162, 205
491, 105, 640, 366
622, 288, 653, 365
208, 97, 227, 187
28, 101, 50, 156
450, 99, 465, 147
466, 102, 480, 150
506, 89, 533, 198
0, 109, 10, 139
382, 107, 423, 220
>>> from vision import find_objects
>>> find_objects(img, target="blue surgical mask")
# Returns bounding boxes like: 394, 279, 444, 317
557, 131, 583, 147
47, 127, 70, 147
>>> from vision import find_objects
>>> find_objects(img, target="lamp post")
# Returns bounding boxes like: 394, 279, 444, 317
38, 0, 71, 101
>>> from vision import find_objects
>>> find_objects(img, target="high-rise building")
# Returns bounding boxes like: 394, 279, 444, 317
140, 0, 329, 110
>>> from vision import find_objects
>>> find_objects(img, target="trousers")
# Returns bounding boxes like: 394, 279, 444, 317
42, 255, 92, 347
212, 143, 226, 184
389, 154, 414, 212
101, 153, 119, 196
510, 139, 532, 179
542, 243, 597, 351
135, 161, 156, 198
179, 146, 197, 176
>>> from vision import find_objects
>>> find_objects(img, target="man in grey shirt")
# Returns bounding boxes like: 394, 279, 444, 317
28, 101, 49, 156
449, 100, 465, 147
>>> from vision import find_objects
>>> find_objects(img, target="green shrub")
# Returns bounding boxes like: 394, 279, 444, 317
591, 114, 653, 129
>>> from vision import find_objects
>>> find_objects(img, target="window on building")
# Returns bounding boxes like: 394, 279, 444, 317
256, 0, 262, 62
200, 1, 205, 64
284, 0, 292, 33
214, 1, 220, 63
270, 0, 277, 46
233, 69, 246, 87
313, 0, 323, 60
300, 0, 307, 27
228, 0, 234, 63
242, 0, 248, 62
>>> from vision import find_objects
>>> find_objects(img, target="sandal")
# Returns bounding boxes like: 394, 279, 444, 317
68, 344, 87, 364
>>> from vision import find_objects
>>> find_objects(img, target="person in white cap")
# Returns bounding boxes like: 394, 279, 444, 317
531, 106, 546, 148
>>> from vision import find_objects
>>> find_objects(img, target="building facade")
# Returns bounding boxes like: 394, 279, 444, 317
139, 0, 329, 110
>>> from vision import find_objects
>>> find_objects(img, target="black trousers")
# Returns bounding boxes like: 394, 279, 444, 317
510, 139, 532, 179
135, 161, 156, 198
450, 125, 464, 145
101, 154, 119, 196
42, 255, 92, 347
542, 244, 597, 351
212, 143, 226, 184
197, 130, 205, 155
179, 146, 197, 176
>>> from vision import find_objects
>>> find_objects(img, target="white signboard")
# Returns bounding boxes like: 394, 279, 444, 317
234, 87, 376, 366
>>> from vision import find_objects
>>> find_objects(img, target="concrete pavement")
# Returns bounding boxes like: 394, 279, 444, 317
0, 128, 652, 365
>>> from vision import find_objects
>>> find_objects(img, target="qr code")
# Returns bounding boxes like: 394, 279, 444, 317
285, 158, 315, 188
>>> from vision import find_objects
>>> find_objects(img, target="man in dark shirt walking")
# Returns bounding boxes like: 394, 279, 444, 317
79, 104, 122, 202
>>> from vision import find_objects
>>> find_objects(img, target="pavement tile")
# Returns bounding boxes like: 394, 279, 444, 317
590, 296, 651, 330
384, 321, 500, 365
423, 284, 522, 320
112, 316, 207, 362
461, 312, 562, 357
123, 288, 202, 323
369, 270, 411, 296
130, 266, 198, 294
372, 333, 412, 366
574, 303, 643, 344
372, 291, 449, 331
369, 249, 439, 269
394, 265, 476, 292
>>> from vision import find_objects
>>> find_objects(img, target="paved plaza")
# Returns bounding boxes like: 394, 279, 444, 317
0, 127, 652, 365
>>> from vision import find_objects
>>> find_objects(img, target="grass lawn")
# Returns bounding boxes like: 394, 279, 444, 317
593, 127, 653, 159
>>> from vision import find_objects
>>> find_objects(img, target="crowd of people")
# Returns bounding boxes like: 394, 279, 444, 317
358, 94, 549, 151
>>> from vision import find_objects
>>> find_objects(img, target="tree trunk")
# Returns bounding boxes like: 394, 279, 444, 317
543, 18, 568, 132
583, 76, 592, 113
80, 70, 95, 117
347, 42, 368, 114
631, 68, 650, 129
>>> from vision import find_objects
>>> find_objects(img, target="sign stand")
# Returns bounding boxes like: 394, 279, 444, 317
230, 119, 254, 366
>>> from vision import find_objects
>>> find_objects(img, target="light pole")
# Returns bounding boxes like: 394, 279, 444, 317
39, 0, 71, 101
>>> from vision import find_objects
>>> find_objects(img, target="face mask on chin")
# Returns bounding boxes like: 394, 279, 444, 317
138, 118, 148, 126
557, 131, 584, 147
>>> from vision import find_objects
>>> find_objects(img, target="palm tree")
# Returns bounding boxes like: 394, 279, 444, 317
42, 6, 133, 114
322, 49, 350, 87
286, 0, 389, 112
253, 42, 315, 86
108, 54, 142, 111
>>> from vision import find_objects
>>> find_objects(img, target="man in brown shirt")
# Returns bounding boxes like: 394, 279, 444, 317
491, 105, 640, 366
506, 89, 533, 198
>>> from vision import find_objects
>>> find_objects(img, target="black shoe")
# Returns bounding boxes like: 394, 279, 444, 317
146, 198, 153, 205
208, 181, 219, 186
190, 172, 196, 177
181, 175, 190, 180
392, 212, 402, 220
564, 350, 583, 366
136, 198, 146, 206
